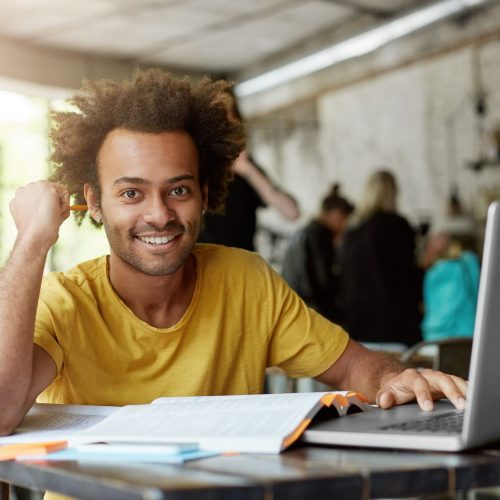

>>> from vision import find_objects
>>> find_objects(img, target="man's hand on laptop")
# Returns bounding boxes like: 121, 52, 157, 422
376, 368, 468, 411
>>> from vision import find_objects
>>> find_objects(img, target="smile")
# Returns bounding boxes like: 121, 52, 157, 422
138, 235, 177, 245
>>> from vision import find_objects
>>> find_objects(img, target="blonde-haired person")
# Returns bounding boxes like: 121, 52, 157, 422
339, 170, 422, 347
353, 170, 397, 223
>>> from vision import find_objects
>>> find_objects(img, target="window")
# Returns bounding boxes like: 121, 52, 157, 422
0, 89, 108, 271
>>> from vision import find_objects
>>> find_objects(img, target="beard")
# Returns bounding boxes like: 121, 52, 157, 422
104, 219, 201, 277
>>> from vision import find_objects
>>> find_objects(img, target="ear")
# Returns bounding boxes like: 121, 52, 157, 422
84, 183, 102, 223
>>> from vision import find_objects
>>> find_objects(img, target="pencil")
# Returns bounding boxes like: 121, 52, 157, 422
70, 204, 88, 211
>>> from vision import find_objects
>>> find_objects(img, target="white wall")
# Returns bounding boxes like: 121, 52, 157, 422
318, 39, 500, 225
250, 36, 500, 243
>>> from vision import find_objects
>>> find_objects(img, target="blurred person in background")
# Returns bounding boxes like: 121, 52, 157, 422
198, 94, 299, 251
420, 212, 480, 342
282, 184, 354, 323
339, 170, 422, 348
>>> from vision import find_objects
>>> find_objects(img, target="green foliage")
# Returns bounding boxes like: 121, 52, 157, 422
0, 90, 108, 270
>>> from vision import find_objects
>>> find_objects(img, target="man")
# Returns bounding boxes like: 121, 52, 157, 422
0, 69, 466, 436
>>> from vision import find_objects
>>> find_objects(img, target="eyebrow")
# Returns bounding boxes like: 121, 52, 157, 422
112, 175, 196, 187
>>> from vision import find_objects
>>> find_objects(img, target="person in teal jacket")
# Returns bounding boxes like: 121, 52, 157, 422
421, 224, 481, 341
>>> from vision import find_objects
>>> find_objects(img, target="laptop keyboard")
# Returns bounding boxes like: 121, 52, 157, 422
379, 410, 464, 434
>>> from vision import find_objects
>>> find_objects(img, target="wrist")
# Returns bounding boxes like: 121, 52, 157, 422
15, 230, 56, 256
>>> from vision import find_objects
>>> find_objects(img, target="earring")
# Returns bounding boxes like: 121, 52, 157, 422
202, 209, 206, 216
94, 214, 102, 224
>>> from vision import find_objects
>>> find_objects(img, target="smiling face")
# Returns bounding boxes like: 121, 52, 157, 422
85, 129, 207, 277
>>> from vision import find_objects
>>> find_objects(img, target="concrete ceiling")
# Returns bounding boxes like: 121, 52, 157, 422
0, 0, 424, 78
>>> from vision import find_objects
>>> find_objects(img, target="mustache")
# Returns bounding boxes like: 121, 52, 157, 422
131, 222, 186, 235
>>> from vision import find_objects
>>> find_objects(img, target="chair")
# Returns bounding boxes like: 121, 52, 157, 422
400, 337, 473, 379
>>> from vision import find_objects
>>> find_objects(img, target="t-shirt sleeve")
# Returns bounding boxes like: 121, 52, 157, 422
33, 276, 65, 374
265, 266, 350, 378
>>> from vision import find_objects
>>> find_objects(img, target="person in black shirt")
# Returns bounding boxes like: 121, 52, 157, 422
199, 151, 299, 250
198, 92, 299, 251
339, 170, 422, 347
282, 184, 354, 322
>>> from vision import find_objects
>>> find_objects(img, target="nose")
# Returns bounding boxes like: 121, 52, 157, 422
143, 194, 175, 228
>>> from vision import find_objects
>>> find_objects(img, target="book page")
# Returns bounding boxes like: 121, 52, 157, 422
75, 392, 335, 452
150, 392, 348, 405
0, 403, 117, 444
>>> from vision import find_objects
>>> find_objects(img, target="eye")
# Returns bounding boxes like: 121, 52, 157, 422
170, 186, 189, 197
121, 189, 139, 199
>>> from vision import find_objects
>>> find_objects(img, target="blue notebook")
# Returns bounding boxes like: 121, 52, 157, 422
16, 447, 218, 463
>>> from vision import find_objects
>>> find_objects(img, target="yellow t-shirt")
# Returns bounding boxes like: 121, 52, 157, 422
35, 244, 349, 405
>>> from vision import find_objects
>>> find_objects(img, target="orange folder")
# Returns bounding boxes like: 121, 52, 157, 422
0, 440, 67, 461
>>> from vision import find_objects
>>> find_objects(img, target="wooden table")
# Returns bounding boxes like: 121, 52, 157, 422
3, 442, 500, 499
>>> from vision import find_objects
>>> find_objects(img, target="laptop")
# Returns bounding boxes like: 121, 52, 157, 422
302, 201, 500, 452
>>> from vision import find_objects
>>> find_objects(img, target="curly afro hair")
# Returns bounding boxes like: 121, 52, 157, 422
49, 68, 245, 226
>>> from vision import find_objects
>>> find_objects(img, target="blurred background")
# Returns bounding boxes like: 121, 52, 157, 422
0, 0, 499, 270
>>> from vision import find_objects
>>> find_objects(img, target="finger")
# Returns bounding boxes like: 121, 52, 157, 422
422, 371, 467, 410
447, 375, 468, 406
376, 390, 396, 409
61, 208, 71, 222
450, 375, 468, 397
377, 368, 428, 409
58, 189, 70, 209
9, 197, 16, 217
383, 368, 434, 410
408, 374, 434, 411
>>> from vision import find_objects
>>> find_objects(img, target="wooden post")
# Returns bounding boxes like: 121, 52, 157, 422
0, 482, 9, 500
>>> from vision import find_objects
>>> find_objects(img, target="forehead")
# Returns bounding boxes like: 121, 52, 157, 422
97, 129, 199, 182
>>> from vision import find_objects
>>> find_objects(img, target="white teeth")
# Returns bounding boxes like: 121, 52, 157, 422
140, 235, 175, 245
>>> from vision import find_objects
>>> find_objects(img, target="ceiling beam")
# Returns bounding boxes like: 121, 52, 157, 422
235, 0, 493, 98
321, 0, 392, 18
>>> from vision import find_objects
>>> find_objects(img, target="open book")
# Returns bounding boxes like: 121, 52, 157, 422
3, 392, 371, 454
